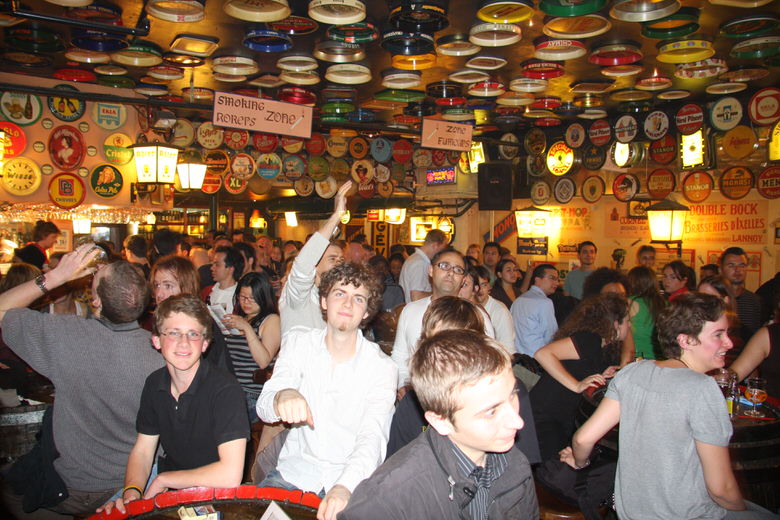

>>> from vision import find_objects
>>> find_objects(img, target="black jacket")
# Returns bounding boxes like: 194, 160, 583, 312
340, 428, 538, 519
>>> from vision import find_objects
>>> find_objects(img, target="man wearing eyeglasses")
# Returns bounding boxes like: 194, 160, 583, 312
510, 264, 559, 356
720, 247, 764, 343
392, 249, 497, 391
398, 228, 449, 303
99, 294, 249, 514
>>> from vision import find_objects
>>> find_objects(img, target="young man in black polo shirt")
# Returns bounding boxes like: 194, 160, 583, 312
99, 294, 249, 514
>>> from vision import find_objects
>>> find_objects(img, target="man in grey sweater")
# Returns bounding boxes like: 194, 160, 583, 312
0, 245, 164, 519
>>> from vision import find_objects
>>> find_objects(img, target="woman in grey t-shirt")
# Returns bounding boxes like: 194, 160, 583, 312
560, 293, 776, 519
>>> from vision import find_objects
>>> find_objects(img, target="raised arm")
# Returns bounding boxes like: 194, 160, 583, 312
534, 337, 606, 393
0, 244, 100, 321
318, 180, 351, 241
729, 326, 769, 382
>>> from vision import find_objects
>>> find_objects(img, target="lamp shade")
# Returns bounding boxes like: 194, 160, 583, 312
646, 199, 689, 242
132, 143, 180, 184
384, 208, 406, 225
177, 161, 207, 190
285, 211, 298, 227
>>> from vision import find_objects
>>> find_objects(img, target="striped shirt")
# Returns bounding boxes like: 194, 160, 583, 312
224, 315, 273, 394
452, 442, 508, 520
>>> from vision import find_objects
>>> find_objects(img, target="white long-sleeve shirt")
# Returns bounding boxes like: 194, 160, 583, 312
256, 328, 397, 493
279, 232, 329, 334
484, 295, 515, 353
391, 296, 498, 388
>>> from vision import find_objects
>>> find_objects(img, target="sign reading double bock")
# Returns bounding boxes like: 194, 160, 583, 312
421, 118, 473, 151
212, 91, 313, 139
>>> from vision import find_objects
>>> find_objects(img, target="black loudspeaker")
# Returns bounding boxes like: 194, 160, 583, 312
478, 161, 513, 210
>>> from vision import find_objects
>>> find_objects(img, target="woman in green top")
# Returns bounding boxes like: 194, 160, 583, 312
627, 266, 666, 359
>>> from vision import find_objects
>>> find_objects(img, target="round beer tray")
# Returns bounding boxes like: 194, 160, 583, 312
581, 175, 605, 203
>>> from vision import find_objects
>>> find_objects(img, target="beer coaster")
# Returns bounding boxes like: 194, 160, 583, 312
280, 71, 320, 85
256, 153, 282, 179
547, 141, 577, 176
478, 0, 534, 23
230, 152, 256, 180
181, 87, 214, 100
242, 28, 292, 52
588, 40, 642, 66
540, 0, 606, 17
674, 58, 727, 79
657, 89, 690, 100
614, 114, 638, 143
326, 135, 348, 157
610, 0, 681, 23
349, 137, 369, 159
103, 133, 133, 165
729, 35, 780, 59
308, 0, 366, 25
196, 122, 224, 149
436, 33, 481, 56
48, 172, 85, 209
412, 148, 432, 168
600, 64, 643, 77
282, 153, 306, 181
53, 68, 97, 82
719, 166, 753, 200
212, 56, 259, 76
565, 122, 587, 148
327, 21, 378, 43
253, 133, 279, 153
281, 137, 304, 154
469, 22, 522, 47
570, 80, 615, 94
543, 14, 611, 39
554, 177, 576, 203
330, 158, 350, 180
582, 144, 607, 170
524, 128, 546, 155
64, 48, 110, 63
709, 97, 743, 132
656, 38, 714, 63
643, 110, 669, 140
496, 92, 534, 106
536, 117, 562, 127
313, 40, 365, 63
325, 63, 371, 84
390, 53, 436, 70
465, 55, 508, 70
224, 172, 248, 195
370, 137, 393, 163
612, 173, 639, 202
169, 119, 194, 148
110, 40, 163, 67
705, 82, 747, 95
2, 50, 53, 68
315, 176, 338, 198
90, 164, 122, 199
307, 155, 330, 181
530, 181, 551, 205
248, 175, 272, 195
268, 15, 319, 35
757, 166, 780, 199
748, 88, 780, 126
675, 103, 704, 134
510, 77, 548, 92
534, 37, 587, 60
392, 139, 413, 163
578, 108, 608, 119
147, 0, 205, 22
277, 53, 318, 72
382, 69, 422, 89
521, 59, 565, 79
720, 14, 779, 39
722, 125, 756, 159
2, 157, 41, 196
682, 171, 713, 203
588, 119, 611, 147
498, 132, 520, 159
224, 0, 291, 22
306, 133, 327, 156
223, 129, 249, 151
469, 81, 506, 97
94, 64, 127, 75
199, 172, 220, 194
718, 66, 769, 83
635, 75, 672, 91
294, 176, 315, 196
377, 180, 394, 198
382, 30, 435, 56
647, 168, 676, 199
527, 153, 547, 177
48, 125, 85, 171
1, 91, 42, 126
351, 159, 375, 183
581, 175, 605, 203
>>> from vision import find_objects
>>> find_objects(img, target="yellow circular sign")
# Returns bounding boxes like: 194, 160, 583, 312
722, 125, 757, 160
546, 140, 575, 176
48, 172, 86, 209
2, 157, 42, 196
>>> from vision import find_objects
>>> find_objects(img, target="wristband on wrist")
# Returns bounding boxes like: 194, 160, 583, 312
123, 485, 143, 497
34, 274, 49, 295
575, 458, 591, 470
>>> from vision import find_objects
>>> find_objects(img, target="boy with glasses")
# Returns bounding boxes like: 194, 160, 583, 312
99, 294, 249, 514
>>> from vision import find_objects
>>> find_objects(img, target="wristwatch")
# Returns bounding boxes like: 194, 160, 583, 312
34, 274, 49, 295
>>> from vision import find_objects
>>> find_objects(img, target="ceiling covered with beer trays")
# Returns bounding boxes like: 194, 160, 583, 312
1, 0, 779, 131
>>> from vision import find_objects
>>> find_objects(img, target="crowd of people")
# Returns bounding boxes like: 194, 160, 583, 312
1, 194, 779, 519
